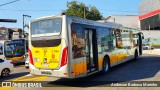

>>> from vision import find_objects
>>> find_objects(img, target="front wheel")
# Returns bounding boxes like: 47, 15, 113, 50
102, 57, 110, 73
1, 68, 10, 77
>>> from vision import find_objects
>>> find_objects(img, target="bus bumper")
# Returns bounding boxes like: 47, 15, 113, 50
29, 64, 70, 78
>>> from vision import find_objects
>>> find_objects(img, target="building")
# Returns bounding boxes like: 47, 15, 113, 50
139, 0, 160, 46
0, 27, 23, 40
103, 15, 140, 29
139, 0, 160, 30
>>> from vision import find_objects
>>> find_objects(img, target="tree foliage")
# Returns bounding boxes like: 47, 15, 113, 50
65, 1, 102, 20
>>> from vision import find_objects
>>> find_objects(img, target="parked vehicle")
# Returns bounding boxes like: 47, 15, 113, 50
142, 44, 154, 50
0, 58, 14, 77
4, 38, 28, 65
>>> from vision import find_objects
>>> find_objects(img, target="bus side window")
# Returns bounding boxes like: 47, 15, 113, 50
71, 24, 85, 59
97, 27, 114, 52
115, 29, 123, 48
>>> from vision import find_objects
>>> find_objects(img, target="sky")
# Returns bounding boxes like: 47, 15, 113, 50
0, 0, 143, 31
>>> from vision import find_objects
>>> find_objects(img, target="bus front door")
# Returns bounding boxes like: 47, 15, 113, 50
85, 29, 98, 73
138, 33, 143, 55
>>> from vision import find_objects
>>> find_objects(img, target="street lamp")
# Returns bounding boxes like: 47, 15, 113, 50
0, 19, 17, 23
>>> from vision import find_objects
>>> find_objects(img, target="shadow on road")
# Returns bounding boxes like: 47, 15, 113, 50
48, 55, 160, 87
0, 72, 29, 82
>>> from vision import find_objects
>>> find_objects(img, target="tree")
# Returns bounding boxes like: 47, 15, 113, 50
65, 1, 102, 20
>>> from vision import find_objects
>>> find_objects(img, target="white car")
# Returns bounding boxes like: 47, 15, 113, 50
0, 58, 14, 77
25, 57, 29, 69
142, 44, 154, 50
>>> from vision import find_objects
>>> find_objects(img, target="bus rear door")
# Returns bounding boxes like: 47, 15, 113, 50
85, 29, 98, 73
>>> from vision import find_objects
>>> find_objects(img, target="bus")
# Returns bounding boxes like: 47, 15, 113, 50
4, 38, 28, 64
28, 14, 143, 78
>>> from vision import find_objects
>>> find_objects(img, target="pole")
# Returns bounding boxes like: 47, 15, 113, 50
22, 14, 24, 38
84, 5, 85, 19
149, 25, 151, 52
22, 14, 31, 38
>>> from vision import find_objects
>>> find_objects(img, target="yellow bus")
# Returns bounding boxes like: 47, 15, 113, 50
28, 14, 143, 78
4, 38, 28, 64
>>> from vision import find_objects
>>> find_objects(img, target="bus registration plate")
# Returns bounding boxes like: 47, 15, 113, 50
41, 71, 52, 75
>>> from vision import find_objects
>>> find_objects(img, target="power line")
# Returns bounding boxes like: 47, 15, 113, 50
0, 8, 139, 13
0, 8, 62, 11
0, 0, 20, 7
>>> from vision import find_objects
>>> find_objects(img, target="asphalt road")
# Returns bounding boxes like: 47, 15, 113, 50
0, 55, 160, 90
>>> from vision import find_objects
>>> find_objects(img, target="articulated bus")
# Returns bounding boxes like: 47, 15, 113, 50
4, 38, 28, 64
28, 14, 143, 78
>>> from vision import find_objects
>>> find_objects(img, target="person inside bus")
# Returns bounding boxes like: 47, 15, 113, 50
72, 31, 84, 59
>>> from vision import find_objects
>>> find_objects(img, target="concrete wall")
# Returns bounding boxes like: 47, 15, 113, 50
106, 15, 140, 29
139, 0, 160, 15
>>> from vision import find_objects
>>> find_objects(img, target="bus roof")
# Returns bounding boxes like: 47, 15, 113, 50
67, 15, 123, 29
30, 14, 140, 32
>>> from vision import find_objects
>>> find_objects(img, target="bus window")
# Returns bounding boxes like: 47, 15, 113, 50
71, 24, 85, 59
115, 29, 123, 48
97, 27, 114, 52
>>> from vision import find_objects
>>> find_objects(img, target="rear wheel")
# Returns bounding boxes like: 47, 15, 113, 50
1, 68, 10, 77
102, 57, 110, 73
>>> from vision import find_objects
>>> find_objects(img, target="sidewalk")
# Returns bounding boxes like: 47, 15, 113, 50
143, 49, 160, 55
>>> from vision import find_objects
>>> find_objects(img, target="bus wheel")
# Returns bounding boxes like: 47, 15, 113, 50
102, 57, 110, 73
133, 50, 138, 60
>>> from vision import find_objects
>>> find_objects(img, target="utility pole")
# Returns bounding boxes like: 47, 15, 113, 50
22, 14, 31, 38
149, 25, 151, 52
84, 5, 86, 19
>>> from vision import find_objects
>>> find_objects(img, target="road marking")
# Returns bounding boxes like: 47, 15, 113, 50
11, 76, 48, 81
12, 76, 48, 81
0, 87, 13, 90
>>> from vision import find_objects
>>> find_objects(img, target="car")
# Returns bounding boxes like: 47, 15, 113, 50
0, 58, 14, 77
25, 57, 29, 69
142, 44, 154, 50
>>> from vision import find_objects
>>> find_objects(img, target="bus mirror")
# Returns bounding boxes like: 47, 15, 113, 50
142, 36, 144, 39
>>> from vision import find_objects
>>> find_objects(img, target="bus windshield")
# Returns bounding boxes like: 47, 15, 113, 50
31, 18, 62, 36
4, 39, 25, 58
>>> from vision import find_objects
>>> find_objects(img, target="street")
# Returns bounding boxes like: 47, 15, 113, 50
0, 55, 160, 90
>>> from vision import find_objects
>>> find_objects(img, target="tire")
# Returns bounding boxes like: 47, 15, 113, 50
102, 57, 110, 73
1, 68, 10, 77
133, 50, 138, 61
25, 66, 29, 69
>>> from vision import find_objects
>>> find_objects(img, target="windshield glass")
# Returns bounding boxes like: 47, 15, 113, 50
31, 18, 62, 35
4, 39, 25, 57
